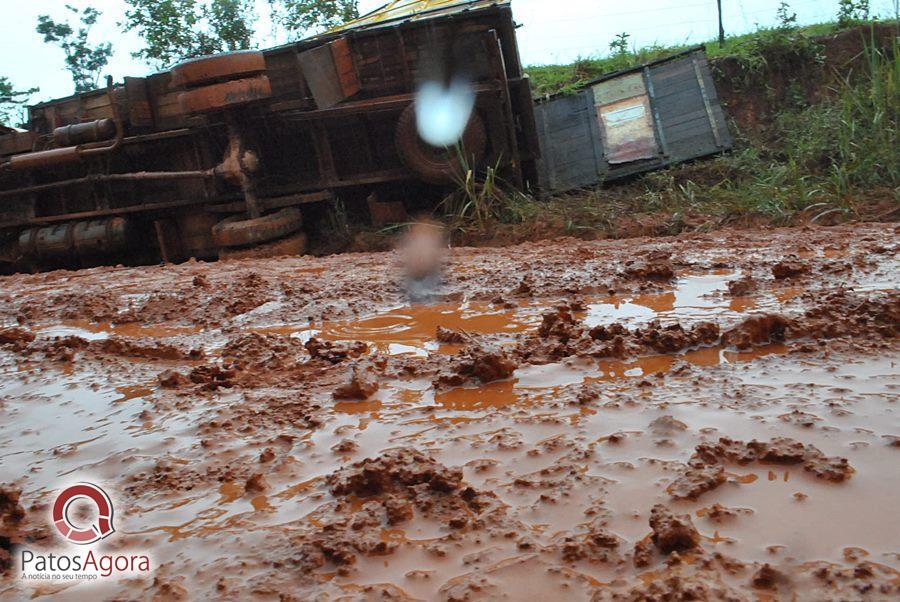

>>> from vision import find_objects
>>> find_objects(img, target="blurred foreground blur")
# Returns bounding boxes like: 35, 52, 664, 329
397, 220, 447, 304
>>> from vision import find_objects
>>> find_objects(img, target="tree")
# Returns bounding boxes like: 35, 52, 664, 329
0, 77, 39, 127
122, 0, 358, 70
36, 5, 113, 93
609, 32, 631, 57
122, 0, 255, 70
776, 2, 797, 30
837, 0, 870, 28
269, 0, 359, 38
209, 0, 256, 49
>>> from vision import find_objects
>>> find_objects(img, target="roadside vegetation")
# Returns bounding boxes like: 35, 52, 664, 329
526, 1, 879, 98
434, 2, 899, 244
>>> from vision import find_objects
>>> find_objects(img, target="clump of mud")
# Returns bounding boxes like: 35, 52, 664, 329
305, 338, 368, 363
0, 485, 43, 576
772, 260, 810, 279
622, 250, 675, 281
436, 326, 469, 344
727, 275, 756, 296
159, 364, 236, 390
285, 448, 497, 575
333, 364, 380, 400
521, 303, 719, 363
792, 290, 898, 340
0, 328, 34, 351
722, 314, 791, 350
434, 345, 518, 387
721, 291, 898, 349
96, 337, 203, 361
637, 321, 720, 354
634, 504, 701, 567
669, 437, 854, 500
3, 331, 200, 363
0, 490, 22, 574
593, 565, 746, 601
0, 487, 25, 527
328, 447, 463, 496
221, 332, 307, 370
559, 523, 622, 563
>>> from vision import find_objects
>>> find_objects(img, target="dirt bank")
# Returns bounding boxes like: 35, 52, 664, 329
0, 222, 897, 600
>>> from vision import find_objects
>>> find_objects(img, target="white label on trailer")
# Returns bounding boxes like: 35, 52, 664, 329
603, 104, 646, 126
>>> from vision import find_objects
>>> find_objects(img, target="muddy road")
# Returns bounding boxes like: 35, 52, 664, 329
0, 222, 898, 600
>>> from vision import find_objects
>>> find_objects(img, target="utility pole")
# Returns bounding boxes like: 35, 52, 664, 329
717, 0, 725, 48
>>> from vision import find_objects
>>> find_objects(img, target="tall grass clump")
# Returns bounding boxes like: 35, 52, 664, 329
781, 36, 899, 196
637, 33, 899, 224
437, 151, 537, 232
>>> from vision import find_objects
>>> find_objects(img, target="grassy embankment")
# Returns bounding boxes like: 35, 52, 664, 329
439, 16, 899, 242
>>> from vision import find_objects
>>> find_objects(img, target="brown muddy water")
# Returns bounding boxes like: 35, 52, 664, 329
0, 223, 898, 600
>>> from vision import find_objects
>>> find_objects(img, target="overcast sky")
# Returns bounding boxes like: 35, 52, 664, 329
1, 0, 897, 104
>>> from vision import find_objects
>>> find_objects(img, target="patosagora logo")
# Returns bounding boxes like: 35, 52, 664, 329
52, 483, 115, 544
18, 482, 152, 583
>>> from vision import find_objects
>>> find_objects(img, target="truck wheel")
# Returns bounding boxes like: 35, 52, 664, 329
219, 232, 307, 261
171, 51, 267, 89
212, 208, 303, 248
395, 104, 487, 185
178, 75, 272, 114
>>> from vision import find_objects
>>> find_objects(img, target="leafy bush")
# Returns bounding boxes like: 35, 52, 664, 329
725, 7, 824, 93
837, 0, 871, 28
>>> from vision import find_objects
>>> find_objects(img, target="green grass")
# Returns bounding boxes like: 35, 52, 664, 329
526, 21, 845, 98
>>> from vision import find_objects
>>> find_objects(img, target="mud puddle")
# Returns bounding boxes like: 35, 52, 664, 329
1, 223, 898, 600
249, 272, 802, 358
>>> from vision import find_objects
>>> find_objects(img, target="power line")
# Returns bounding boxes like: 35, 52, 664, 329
519, 1, 714, 23
527, 0, 829, 27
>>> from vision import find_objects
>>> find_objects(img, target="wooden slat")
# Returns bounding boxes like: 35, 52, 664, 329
661, 116, 713, 140
653, 78, 705, 99
535, 90, 604, 192
656, 107, 710, 128
666, 132, 720, 161
592, 72, 645, 105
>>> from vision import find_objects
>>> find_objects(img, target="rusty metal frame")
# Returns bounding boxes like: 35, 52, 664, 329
0, 169, 217, 199
483, 29, 522, 187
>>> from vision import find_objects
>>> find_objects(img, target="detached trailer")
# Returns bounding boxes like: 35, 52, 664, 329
0, 0, 538, 271
0, 1, 729, 272
534, 47, 732, 193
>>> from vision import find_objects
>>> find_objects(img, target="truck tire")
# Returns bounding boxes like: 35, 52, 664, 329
219, 232, 307, 261
212, 208, 303, 248
395, 104, 487, 185
171, 51, 267, 89
178, 75, 272, 114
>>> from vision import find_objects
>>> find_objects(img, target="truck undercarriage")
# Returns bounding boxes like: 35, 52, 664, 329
0, 0, 538, 271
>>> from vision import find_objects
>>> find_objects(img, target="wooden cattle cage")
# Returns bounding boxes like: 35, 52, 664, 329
534, 48, 732, 193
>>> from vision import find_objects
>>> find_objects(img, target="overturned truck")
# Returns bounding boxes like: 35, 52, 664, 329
0, 0, 538, 270
0, 0, 729, 272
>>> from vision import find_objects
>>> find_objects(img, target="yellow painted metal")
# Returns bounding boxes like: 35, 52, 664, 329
328, 0, 505, 33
